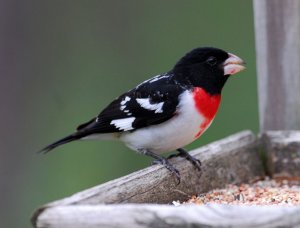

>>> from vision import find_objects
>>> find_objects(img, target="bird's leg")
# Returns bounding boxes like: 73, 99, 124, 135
139, 149, 181, 184
168, 148, 202, 172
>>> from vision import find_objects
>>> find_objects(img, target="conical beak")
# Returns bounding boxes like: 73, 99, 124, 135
223, 53, 246, 75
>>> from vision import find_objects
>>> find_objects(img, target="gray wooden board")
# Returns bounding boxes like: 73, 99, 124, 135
261, 131, 300, 177
253, 0, 300, 131
36, 204, 300, 228
33, 131, 265, 227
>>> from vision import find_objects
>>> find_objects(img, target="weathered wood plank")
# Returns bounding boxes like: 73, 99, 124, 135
37, 204, 300, 228
33, 131, 264, 226
253, 0, 300, 131
262, 131, 300, 177
45, 131, 262, 205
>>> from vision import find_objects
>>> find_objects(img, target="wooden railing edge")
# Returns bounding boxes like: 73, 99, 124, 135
36, 204, 300, 228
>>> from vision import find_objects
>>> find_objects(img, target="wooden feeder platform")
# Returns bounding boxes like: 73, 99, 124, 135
32, 130, 300, 228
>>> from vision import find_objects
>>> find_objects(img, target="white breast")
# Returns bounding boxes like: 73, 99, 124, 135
120, 90, 210, 154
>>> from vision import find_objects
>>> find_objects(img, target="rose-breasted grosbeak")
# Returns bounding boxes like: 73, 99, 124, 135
41, 47, 245, 182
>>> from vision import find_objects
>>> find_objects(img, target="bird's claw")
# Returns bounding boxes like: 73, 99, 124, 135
168, 148, 202, 172
152, 158, 181, 184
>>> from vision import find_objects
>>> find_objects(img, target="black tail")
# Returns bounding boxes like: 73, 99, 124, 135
39, 131, 87, 154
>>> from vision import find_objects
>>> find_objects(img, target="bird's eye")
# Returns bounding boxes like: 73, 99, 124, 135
206, 56, 217, 66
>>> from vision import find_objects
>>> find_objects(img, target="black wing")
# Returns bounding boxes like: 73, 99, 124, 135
78, 74, 185, 134
39, 73, 186, 153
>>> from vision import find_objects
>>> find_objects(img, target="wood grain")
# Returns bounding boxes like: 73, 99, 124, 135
253, 0, 300, 131
36, 204, 300, 228
261, 131, 300, 177
33, 131, 264, 227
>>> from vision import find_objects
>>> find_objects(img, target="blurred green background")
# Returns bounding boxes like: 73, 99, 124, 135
0, 0, 257, 227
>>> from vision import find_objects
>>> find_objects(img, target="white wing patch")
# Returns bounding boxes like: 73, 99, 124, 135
121, 96, 131, 105
120, 96, 131, 112
136, 98, 164, 113
111, 117, 136, 131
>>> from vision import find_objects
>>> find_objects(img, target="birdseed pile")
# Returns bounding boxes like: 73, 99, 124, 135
173, 177, 300, 206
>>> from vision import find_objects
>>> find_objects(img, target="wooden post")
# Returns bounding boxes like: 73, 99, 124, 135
253, 0, 300, 131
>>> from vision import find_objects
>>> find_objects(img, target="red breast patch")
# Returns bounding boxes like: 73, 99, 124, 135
193, 87, 221, 138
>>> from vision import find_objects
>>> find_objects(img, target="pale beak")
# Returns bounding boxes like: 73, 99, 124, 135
223, 53, 246, 75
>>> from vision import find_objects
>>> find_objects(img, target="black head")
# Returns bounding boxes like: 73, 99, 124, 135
172, 47, 245, 95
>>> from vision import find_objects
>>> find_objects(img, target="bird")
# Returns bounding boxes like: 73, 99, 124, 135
40, 47, 245, 183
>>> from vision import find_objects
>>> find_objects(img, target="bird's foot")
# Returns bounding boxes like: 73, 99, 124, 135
139, 148, 181, 184
168, 148, 202, 172
152, 157, 181, 184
